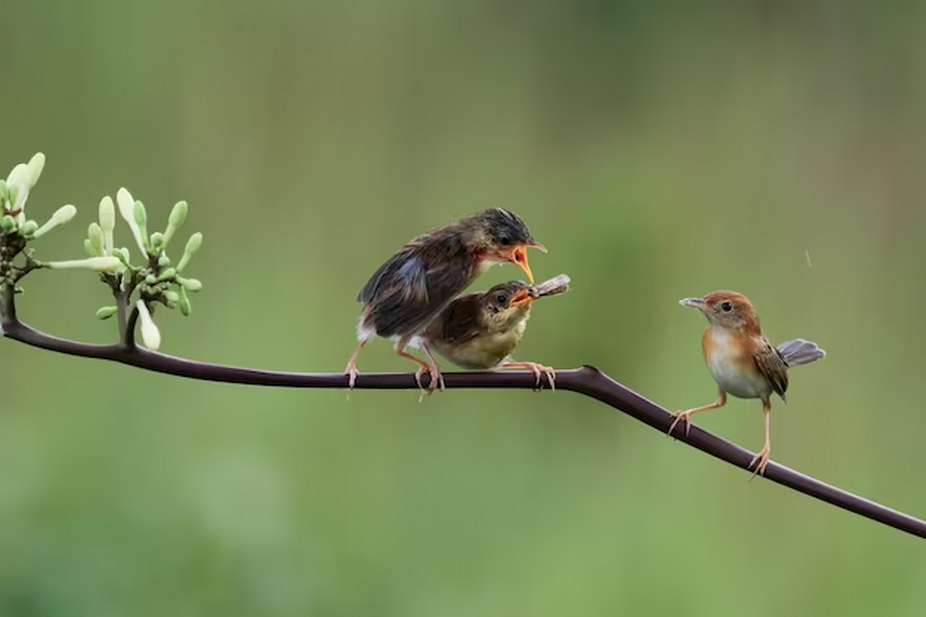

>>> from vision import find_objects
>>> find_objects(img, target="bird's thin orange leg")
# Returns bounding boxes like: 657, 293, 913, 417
394, 336, 439, 397
498, 361, 556, 391
420, 342, 446, 392
344, 340, 366, 390
668, 390, 727, 437
749, 400, 772, 479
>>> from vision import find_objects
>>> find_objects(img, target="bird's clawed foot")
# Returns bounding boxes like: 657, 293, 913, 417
500, 362, 556, 391
344, 360, 360, 392
414, 364, 445, 402
667, 410, 693, 438
748, 446, 771, 479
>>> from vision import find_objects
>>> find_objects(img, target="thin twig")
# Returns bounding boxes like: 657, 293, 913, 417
124, 305, 140, 349
1, 296, 923, 540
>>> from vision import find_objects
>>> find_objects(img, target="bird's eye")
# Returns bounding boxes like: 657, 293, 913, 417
495, 294, 508, 306
720, 301, 734, 312
498, 236, 511, 247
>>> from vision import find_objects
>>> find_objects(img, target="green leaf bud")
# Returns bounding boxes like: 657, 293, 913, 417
1, 215, 17, 233
20, 220, 38, 236
163, 200, 188, 245
177, 277, 202, 292
178, 286, 192, 316
96, 306, 119, 320
88, 223, 104, 255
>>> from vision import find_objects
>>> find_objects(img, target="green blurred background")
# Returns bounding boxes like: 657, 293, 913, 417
2, 1, 925, 614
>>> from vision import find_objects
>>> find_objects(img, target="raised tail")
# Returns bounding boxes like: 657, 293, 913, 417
777, 338, 826, 367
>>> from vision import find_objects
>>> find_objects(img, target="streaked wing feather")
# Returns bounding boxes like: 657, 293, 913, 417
359, 231, 473, 337
754, 337, 789, 399
429, 294, 484, 345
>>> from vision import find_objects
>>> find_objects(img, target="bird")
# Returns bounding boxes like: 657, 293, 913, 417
345, 208, 546, 393
671, 290, 825, 477
421, 274, 570, 389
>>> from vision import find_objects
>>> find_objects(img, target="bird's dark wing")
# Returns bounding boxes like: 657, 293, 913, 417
754, 336, 789, 402
358, 230, 474, 337
426, 293, 485, 345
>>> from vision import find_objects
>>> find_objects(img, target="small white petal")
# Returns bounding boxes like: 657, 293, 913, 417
136, 301, 161, 350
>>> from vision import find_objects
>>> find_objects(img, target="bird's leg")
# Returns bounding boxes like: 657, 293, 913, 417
749, 400, 772, 479
344, 340, 366, 390
394, 336, 436, 397
420, 342, 446, 392
669, 390, 727, 437
498, 361, 556, 391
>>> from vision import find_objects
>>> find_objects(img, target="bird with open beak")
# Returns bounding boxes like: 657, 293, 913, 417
672, 290, 825, 477
421, 275, 570, 389
345, 208, 545, 393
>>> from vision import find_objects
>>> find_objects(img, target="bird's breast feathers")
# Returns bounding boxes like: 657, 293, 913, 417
433, 321, 526, 369
702, 327, 770, 400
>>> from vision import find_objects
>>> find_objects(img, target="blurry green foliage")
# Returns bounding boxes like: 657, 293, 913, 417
1, 1, 925, 615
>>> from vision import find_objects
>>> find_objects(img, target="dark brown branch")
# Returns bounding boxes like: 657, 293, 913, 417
1, 300, 923, 540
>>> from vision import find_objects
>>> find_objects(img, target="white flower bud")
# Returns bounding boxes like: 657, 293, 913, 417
32, 205, 77, 239
99, 196, 115, 254
48, 256, 123, 272
26, 153, 45, 188
6, 163, 30, 217
136, 301, 161, 350
117, 188, 147, 255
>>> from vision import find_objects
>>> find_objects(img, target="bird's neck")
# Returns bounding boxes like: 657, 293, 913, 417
486, 306, 531, 334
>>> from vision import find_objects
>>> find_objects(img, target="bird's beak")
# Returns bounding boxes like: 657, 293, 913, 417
510, 289, 535, 307
509, 243, 545, 283
679, 297, 706, 310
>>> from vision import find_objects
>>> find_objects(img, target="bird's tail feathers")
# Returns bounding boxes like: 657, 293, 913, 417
777, 338, 826, 367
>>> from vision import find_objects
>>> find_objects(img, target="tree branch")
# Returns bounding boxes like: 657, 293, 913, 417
1, 295, 923, 540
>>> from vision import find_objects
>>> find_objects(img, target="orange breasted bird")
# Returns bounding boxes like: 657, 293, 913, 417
671, 290, 825, 476
421, 274, 570, 389
345, 208, 545, 392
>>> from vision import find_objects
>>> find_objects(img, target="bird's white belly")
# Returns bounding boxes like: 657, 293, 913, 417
707, 332, 771, 400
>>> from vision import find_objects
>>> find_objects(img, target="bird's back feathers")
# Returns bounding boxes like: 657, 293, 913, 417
358, 230, 475, 338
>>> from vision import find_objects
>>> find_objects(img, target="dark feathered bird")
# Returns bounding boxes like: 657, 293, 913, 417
345, 208, 545, 392
421, 274, 570, 389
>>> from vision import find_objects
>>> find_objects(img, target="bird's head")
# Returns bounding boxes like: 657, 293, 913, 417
679, 290, 761, 334
463, 208, 545, 282
480, 281, 536, 331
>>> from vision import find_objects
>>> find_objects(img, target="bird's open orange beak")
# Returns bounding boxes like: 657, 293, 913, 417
509, 242, 546, 283
510, 289, 536, 307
